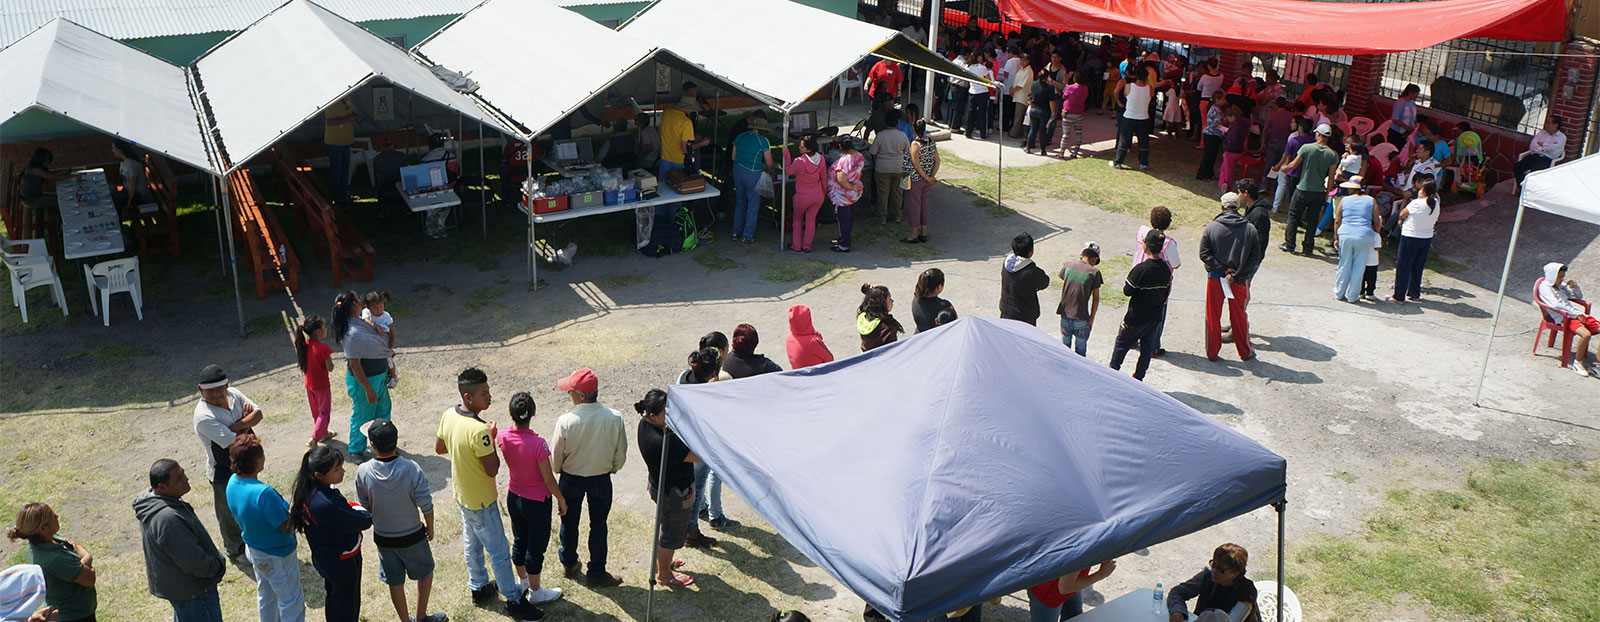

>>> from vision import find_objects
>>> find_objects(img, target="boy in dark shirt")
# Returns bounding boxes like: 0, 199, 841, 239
999, 232, 1052, 325
1111, 230, 1173, 381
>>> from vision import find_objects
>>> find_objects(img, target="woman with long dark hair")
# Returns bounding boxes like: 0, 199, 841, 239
295, 315, 334, 447
904, 120, 941, 245
857, 283, 905, 351
291, 445, 370, 622
332, 290, 391, 460
110, 139, 150, 217
911, 268, 954, 333
1389, 180, 1439, 304
18, 147, 71, 221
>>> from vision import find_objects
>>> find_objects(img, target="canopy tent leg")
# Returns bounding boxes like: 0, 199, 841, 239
480, 118, 487, 240
527, 151, 536, 291
827, 87, 834, 128
712, 88, 721, 177
220, 173, 245, 337
923, 0, 942, 123
1276, 500, 1286, 622
780, 111, 791, 251
644, 413, 673, 622
1473, 201, 1528, 406
211, 174, 226, 277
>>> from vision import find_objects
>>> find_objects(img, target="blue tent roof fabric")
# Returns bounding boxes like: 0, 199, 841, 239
664, 317, 1287, 621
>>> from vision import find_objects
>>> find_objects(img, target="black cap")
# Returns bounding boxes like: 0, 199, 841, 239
368, 420, 398, 454
198, 364, 227, 386
1144, 228, 1166, 249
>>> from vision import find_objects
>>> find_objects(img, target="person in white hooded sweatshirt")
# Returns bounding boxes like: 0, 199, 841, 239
1538, 262, 1600, 378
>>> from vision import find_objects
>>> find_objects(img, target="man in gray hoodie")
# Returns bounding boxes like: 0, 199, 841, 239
133, 459, 226, 622
354, 420, 445, 622
1199, 192, 1264, 362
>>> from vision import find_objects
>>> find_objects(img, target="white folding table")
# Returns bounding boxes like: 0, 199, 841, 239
55, 169, 126, 261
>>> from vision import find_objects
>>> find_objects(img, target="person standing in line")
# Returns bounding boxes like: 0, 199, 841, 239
911, 268, 955, 334
192, 364, 260, 567
1388, 180, 1440, 305
1109, 68, 1155, 171
225, 435, 305, 622
355, 421, 447, 622
1199, 192, 1263, 361
1331, 180, 1379, 304
999, 232, 1052, 325
788, 136, 829, 251
1056, 242, 1103, 357
965, 49, 995, 140
134, 459, 226, 622
1134, 207, 1181, 357
332, 291, 391, 463
722, 324, 782, 382
1111, 230, 1174, 382
434, 368, 546, 619
675, 347, 722, 548
786, 305, 835, 370
828, 138, 867, 253
1008, 53, 1034, 139
1278, 124, 1340, 256
1056, 72, 1089, 159
550, 368, 628, 589
294, 316, 335, 447
869, 111, 909, 225
8, 505, 94, 622
1194, 93, 1227, 181
324, 96, 359, 205
857, 283, 906, 351
499, 394, 568, 605
635, 389, 700, 588
1269, 117, 1314, 214
730, 117, 773, 247
903, 120, 941, 244
290, 446, 371, 622
1023, 68, 1058, 155
1217, 106, 1251, 193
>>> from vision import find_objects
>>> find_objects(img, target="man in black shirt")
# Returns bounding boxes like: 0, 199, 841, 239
1111, 230, 1173, 381
1000, 232, 1052, 325
635, 389, 698, 588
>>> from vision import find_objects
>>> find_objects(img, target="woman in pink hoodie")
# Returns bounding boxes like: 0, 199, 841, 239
785, 304, 834, 369
787, 137, 829, 253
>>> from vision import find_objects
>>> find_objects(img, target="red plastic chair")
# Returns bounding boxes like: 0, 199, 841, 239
1533, 278, 1592, 367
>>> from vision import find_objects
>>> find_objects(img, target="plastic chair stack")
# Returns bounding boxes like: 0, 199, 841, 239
836, 67, 865, 106
84, 256, 143, 326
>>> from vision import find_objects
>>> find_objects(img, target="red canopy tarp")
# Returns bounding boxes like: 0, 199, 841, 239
995, 0, 1569, 55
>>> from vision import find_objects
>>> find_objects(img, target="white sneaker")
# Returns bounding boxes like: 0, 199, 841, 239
1588, 362, 1600, 379
526, 587, 563, 604
1570, 361, 1589, 377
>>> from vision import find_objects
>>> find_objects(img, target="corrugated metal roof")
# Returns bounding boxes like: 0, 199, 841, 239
0, 0, 486, 50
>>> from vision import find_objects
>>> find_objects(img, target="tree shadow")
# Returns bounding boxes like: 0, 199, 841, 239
1420, 285, 1475, 300
1415, 299, 1493, 319
1160, 350, 1321, 384
712, 538, 836, 600
1166, 391, 1243, 415
1158, 351, 1243, 377
1253, 335, 1337, 362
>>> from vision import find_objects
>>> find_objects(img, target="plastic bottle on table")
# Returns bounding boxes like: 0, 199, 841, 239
1153, 583, 1164, 615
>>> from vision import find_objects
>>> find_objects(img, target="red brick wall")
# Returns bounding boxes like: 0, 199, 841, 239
1345, 55, 1386, 119
1368, 97, 1530, 184
1549, 40, 1597, 161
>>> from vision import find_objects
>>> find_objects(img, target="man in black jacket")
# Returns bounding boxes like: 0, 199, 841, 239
1000, 232, 1052, 325
1200, 192, 1263, 362
133, 459, 227, 622
1111, 230, 1173, 381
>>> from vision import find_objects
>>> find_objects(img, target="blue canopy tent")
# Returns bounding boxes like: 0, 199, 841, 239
663, 317, 1288, 621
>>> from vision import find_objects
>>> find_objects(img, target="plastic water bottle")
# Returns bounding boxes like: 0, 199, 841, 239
1152, 583, 1163, 615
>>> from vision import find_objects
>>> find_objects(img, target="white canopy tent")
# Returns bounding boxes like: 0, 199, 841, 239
1474, 152, 1600, 405
192, 0, 513, 172
414, 0, 781, 286
622, 0, 993, 253
0, 19, 214, 173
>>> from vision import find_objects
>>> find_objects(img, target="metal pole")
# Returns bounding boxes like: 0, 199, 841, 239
712, 88, 721, 176
1473, 201, 1527, 406
211, 174, 226, 276
220, 173, 245, 337
480, 119, 486, 239
1276, 501, 1285, 622
780, 111, 791, 250
923, 0, 942, 119
644, 412, 673, 622
527, 146, 536, 290
995, 10, 1003, 210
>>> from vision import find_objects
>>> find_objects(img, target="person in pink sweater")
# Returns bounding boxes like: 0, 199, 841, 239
784, 304, 834, 369
787, 137, 829, 253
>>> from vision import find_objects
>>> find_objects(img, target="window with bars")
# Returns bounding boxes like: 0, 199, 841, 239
1380, 38, 1556, 134
1248, 53, 1351, 101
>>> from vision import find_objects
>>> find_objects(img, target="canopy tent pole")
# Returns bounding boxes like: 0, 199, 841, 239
780, 111, 791, 250
1276, 500, 1285, 622
480, 118, 487, 239
995, 10, 1004, 210
923, 0, 943, 122
527, 143, 536, 291
1472, 199, 1527, 406
644, 413, 673, 622
211, 174, 227, 276
712, 88, 721, 177
219, 173, 246, 337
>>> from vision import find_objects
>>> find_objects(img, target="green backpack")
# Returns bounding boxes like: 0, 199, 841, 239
675, 206, 698, 252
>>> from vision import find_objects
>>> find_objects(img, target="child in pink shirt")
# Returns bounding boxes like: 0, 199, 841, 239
498, 392, 567, 603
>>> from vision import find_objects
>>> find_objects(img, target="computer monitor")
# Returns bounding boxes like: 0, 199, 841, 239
400, 162, 448, 193
789, 110, 817, 133
552, 138, 594, 162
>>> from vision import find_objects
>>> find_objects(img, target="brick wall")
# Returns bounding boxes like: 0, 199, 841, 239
1345, 55, 1386, 119
1218, 49, 1249, 88
1549, 39, 1597, 161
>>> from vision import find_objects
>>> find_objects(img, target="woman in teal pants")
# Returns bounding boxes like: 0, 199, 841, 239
331, 290, 390, 460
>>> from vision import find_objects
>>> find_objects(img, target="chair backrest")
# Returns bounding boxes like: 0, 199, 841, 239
1534, 278, 1564, 324
1369, 120, 1394, 145
1369, 142, 1398, 165
1349, 116, 1374, 138
5, 258, 52, 284
91, 257, 139, 290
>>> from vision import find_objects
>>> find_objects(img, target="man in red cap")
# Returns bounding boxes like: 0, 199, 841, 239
550, 368, 628, 588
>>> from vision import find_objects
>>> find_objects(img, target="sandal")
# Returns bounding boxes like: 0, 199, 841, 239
672, 559, 686, 569
659, 572, 695, 587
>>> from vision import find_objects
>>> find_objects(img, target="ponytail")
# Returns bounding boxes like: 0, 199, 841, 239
1421, 181, 1439, 215
331, 290, 359, 345
295, 315, 324, 374
290, 446, 343, 532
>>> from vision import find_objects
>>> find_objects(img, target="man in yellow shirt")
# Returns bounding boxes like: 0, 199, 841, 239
658, 97, 709, 179
324, 97, 359, 204
434, 367, 547, 618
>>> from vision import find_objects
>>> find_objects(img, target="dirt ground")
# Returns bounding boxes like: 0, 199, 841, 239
2, 104, 1596, 621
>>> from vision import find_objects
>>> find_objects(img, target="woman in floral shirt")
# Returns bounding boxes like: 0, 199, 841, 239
827, 138, 866, 253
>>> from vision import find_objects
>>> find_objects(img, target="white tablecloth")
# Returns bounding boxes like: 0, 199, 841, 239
55, 169, 126, 260
1072, 588, 1187, 622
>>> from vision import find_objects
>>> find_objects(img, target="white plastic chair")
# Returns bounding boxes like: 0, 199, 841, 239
1369, 142, 1398, 166
5, 255, 67, 323
837, 67, 865, 106
1368, 120, 1394, 146
1, 235, 50, 266
83, 257, 142, 326
1348, 116, 1375, 139
349, 137, 377, 189
1254, 580, 1302, 622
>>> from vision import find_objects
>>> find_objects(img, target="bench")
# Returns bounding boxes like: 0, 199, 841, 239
128, 153, 182, 259
266, 148, 375, 287
226, 169, 300, 298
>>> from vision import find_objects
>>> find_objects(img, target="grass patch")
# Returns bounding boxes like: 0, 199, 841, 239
1286, 459, 1600, 621
941, 150, 1220, 231
86, 342, 136, 363
245, 312, 285, 336
760, 258, 849, 284
691, 248, 742, 273
464, 286, 509, 311
0, 289, 70, 335
1331, 470, 1357, 484
593, 272, 647, 289
885, 239, 943, 260
384, 297, 416, 316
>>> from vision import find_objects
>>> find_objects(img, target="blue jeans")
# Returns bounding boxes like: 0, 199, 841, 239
1334, 232, 1372, 301
326, 144, 351, 201
344, 370, 391, 454
246, 546, 305, 622
1060, 317, 1093, 356
1029, 591, 1084, 621
458, 501, 522, 602
732, 166, 763, 241
558, 473, 614, 580
691, 461, 724, 531
171, 586, 223, 622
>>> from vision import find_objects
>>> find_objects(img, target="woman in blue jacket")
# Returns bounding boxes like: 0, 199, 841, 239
292, 445, 372, 622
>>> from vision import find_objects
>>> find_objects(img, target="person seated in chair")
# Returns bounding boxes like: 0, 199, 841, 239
1167, 543, 1260, 622
372, 139, 408, 212
1539, 262, 1599, 378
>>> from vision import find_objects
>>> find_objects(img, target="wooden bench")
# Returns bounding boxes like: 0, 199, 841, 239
226, 169, 300, 298
128, 153, 182, 259
266, 148, 375, 287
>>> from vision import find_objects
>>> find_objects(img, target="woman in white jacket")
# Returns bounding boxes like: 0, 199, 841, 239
1539, 262, 1599, 377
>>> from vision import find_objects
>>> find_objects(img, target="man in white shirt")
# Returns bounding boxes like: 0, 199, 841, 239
998, 45, 1023, 132
550, 368, 628, 588
1513, 115, 1567, 193
191, 364, 262, 565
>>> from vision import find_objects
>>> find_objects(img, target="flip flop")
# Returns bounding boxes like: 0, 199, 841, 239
672, 560, 686, 569
660, 572, 695, 587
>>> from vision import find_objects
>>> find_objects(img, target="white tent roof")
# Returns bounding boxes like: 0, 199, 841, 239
415, 0, 776, 138
622, 0, 984, 110
0, 19, 215, 173
1521, 152, 1600, 227
194, 0, 512, 171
